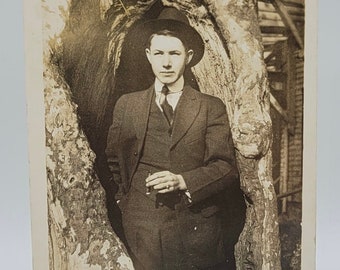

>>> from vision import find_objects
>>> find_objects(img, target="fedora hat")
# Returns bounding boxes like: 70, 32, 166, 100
138, 7, 205, 66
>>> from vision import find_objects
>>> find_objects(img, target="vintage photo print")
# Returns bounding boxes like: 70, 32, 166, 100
25, 0, 317, 269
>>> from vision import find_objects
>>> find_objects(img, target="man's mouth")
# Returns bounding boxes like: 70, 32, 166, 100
160, 71, 174, 76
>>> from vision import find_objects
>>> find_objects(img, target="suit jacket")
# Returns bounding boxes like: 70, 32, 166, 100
105, 84, 238, 207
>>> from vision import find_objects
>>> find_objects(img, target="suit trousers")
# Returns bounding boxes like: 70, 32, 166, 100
121, 188, 226, 270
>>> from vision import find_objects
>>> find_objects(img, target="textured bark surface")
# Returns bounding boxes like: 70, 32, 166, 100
42, 1, 133, 269
217, 3, 280, 268
42, 0, 281, 269
203, 2, 281, 269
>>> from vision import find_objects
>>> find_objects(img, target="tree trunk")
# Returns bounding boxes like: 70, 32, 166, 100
42, 0, 281, 269
42, 1, 133, 269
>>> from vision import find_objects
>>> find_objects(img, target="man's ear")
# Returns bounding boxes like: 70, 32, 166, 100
186, 49, 194, 65
145, 48, 151, 63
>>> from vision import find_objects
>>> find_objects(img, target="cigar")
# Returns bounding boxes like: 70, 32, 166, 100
146, 171, 152, 195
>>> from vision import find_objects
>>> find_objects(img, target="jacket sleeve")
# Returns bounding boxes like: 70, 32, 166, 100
105, 95, 127, 201
181, 97, 239, 205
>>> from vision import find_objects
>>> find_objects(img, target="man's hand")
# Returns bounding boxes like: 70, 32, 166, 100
145, 171, 187, 193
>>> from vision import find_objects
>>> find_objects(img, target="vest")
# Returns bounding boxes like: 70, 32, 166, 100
130, 99, 180, 204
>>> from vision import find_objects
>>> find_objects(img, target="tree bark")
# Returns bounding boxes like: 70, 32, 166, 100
43, 0, 281, 269
42, 1, 133, 269
202, 2, 281, 270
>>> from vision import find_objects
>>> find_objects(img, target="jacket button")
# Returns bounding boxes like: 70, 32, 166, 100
133, 151, 138, 156
194, 226, 198, 231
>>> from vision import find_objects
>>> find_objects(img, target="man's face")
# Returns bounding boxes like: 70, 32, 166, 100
145, 35, 193, 86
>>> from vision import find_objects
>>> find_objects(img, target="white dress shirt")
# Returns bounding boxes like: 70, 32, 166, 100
154, 78, 183, 111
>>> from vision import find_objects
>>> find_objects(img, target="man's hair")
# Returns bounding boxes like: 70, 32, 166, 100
146, 29, 190, 51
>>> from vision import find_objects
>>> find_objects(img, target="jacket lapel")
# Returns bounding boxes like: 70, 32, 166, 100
132, 85, 154, 154
171, 85, 201, 149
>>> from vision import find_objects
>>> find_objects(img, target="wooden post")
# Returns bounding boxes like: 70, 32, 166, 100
280, 125, 289, 213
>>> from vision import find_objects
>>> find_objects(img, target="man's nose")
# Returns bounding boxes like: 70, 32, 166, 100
162, 54, 172, 68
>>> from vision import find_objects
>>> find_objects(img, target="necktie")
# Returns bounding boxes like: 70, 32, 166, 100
160, 85, 174, 126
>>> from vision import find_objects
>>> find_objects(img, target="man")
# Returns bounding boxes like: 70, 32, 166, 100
106, 7, 240, 270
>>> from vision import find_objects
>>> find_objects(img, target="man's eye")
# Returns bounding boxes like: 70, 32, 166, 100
170, 52, 181, 55
154, 52, 162, 55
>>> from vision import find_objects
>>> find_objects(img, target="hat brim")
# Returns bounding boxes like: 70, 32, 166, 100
134, 19, 204, 67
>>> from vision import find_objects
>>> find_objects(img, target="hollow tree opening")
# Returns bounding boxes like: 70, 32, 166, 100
44, 0, 283, 269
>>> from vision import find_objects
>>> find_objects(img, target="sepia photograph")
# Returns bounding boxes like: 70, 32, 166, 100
24, 0, 316, 269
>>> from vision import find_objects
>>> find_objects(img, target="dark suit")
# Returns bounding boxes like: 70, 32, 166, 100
105, 84, 239, 269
